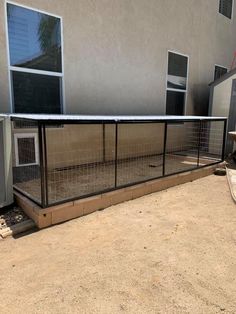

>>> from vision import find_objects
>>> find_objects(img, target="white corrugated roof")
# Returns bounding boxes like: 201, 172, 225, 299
2, 114, 227, 121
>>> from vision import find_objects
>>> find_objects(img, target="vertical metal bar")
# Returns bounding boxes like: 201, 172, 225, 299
162, 122, 167, 176
42, 124, 49, 206
197, 120, 202, 167
114, 123, 118, 188
102, 123, 106, 163
222, 119, 227, 161
38, 122, 46, 208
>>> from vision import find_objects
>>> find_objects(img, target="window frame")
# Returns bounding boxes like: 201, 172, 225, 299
219, 0, 234, 20
214, 64, 228, 81
5, 0, 65, 114
165, 50, 189, 116
14, 133, 39, 167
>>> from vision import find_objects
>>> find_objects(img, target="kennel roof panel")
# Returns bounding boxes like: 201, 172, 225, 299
8, 114, 227, 123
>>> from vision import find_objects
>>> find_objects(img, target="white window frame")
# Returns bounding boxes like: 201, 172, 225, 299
5, 0, 65, 113
219, 0, 234, 20
165, 50, 189, 116
14, 133, 39, 167
214, 64, 228, 81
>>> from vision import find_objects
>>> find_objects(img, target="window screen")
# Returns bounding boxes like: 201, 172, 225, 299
214, 65, 227, 81
166, 91, 185, 115
17, 137, 36, 165
219, 0, 233, 19
12, 71, 61, 114
7, 4, 62, 72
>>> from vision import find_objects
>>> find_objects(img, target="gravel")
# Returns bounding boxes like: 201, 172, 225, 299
0, 207, 29, 230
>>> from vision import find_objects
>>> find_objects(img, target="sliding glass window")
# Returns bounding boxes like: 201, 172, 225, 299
7, 2, 63, 113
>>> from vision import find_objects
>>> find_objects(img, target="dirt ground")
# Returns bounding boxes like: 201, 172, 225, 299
15, 153, 213, 204
1, 175, 236, 314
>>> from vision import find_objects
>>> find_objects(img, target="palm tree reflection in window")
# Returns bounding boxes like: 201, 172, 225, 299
7, 3, 62, 72
37, 14, 62, 72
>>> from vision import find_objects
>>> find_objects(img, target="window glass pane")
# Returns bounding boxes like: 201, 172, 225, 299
12, 71, 62, 114
166, 91, 185, 115
214, 66, 227, 81
7, 3, 62, 72
219, 0, 233, 19
18, 137, 36, 165
167, 52, 188, 90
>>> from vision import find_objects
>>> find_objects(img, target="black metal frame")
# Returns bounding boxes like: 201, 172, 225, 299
12, 117, 227, 208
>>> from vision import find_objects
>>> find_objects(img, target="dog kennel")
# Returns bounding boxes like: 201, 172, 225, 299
9, 114, 227, 209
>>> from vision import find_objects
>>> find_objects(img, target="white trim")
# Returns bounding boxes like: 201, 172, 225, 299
233, 0, 235, 21
214, 64, 228, 70
165, 50, 189, 116
14, 133, 39, 167
9, 66, 63, 77
166, 87, 187, 93
4, 1, 13, 113
167, 49, 189, 59
60, 15, 66, 114
6, 0, 62, 19
218, 0, 234, 21
5, 113, 226, 121
5, 0, 65, 113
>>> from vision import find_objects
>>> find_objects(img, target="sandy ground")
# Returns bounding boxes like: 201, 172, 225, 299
15, 154, 213, 204
1, 175, 236, 314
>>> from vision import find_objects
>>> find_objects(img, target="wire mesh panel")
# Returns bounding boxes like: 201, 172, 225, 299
12, 120, 41, 204
165, 121, 200, 175
11, 116, 226, 208
116, 123, 164, 186
45, 123, 116, 204
200, 120, 225, 163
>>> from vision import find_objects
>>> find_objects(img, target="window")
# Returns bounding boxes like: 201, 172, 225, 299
214, 65, 228, 81
14, 133, 39, 166
166, 51, 188, 115
12, 72, 61, 113
219, 0, 233, 19
6, 3, 63, 113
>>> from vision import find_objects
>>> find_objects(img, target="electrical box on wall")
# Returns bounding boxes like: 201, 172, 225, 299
0, 115, 13, 208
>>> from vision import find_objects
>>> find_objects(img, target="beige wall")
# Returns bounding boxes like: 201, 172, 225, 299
45, 124, 166, 169
12, 119, 224, 170
46, 123, 191, 169
210, 74, 236, 153
211, 74, 236, 117
12, 123, 190, 169
1, 0, 236, 115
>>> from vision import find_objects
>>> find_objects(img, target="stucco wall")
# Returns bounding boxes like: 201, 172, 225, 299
211, 74, 236, 117
210, 74, 236, 153
0, 0, 236, 115
12, 122, 191, 169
